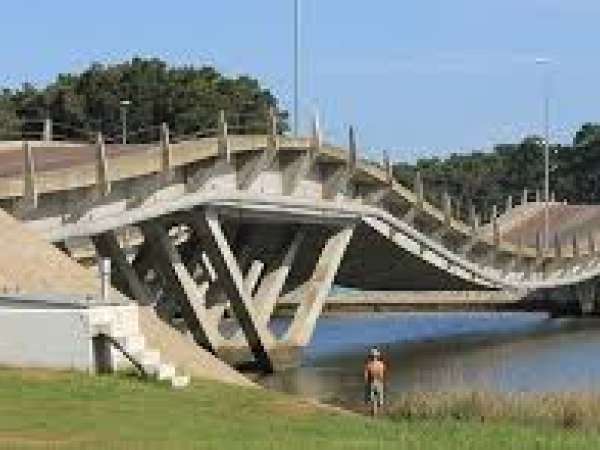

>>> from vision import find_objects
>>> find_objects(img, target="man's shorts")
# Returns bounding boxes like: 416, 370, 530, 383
365, 380, 384, 407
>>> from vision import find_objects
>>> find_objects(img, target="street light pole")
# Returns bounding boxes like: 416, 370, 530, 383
294, 0, 300, 137
120, 100, 131, 145
536, 58, 551, 249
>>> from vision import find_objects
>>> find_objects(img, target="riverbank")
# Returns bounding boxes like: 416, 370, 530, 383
1, 368, 599, 449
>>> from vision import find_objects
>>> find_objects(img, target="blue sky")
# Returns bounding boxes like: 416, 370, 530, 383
2, 1, 600, 161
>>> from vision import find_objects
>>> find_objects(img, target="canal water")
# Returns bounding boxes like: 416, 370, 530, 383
260, 313, 600, 404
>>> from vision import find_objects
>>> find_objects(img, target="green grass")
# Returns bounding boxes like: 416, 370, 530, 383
0, 369, 598, 449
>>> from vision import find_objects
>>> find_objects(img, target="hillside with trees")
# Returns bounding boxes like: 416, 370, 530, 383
393, 124, 600, 218
0, 57, 287, 142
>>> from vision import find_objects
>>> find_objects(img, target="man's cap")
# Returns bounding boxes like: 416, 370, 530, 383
369, 347, 381, 358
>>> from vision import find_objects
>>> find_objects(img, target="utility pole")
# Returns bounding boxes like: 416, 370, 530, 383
536, 58, 551, 249
294, 0, 300, 136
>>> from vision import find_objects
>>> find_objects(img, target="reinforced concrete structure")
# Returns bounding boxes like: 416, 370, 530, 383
1, 113, 599, 371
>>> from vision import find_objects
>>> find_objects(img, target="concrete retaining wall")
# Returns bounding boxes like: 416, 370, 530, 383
0, 303, 139, 372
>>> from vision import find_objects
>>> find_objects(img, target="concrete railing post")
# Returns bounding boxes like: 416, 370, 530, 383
98, 257, 111, 302
535, 189, 541, 203
414, 171, 424, 210
554, 233, 562, 259
506, 195, 513, 212
23, 141, 37, 209
43, 118, 53, 142
218, 110, 230, 163
160, 122, 172, 175
443, 192, 452, 227
536, 230, 542, 258
267, 106, 279, 150
470, 204, 479, 232
383, 150, 393, 185
311, 113, 322, 154
588, 231, 596, 256
348, 126, 357, 173
492, 204, 500, 246
522, 188, 528, 206
96, 132, 111, 196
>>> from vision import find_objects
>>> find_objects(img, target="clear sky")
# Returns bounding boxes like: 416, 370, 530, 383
2, 1, 600, 161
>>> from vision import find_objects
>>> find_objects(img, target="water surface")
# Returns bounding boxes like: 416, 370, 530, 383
261, 312, 600, 403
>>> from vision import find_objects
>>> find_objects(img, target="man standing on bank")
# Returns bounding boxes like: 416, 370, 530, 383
364, 346, 386, 416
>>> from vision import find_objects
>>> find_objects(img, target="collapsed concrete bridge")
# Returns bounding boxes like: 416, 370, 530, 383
1, 113, 599, 371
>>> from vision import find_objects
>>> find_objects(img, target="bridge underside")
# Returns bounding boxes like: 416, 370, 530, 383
2, 134, 600, 371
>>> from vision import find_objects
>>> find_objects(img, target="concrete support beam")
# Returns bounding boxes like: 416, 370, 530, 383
92, 231, 154, 305
22, 141, 37, 209
141, 222, 221, 354
284, 225, 355, 347
282, 151, 313, 196
96, 132, 111, 196
237, 145, 278, 191
188, 209, 274, 371
244, 259, 264, 296
253, 230, 305, 325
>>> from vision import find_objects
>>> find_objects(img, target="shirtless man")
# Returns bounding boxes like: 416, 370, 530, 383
364, 347, 386, 412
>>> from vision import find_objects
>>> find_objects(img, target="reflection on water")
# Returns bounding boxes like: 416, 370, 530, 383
261, 313, 600, 403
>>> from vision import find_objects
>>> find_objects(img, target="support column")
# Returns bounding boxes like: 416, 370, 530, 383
253, 230, 305, 325
284, 225, 355, 347
22, 141, 37, 209
188, 209, 275, 371
141, 222, 221, 354
92, 231, 154, 305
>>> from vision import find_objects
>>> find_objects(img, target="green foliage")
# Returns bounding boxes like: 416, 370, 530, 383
2, 57, 287, 142
394, 124, 600, 216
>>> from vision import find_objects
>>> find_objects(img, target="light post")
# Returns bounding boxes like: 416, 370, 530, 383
294, 0, 300, 136
536, 58, 551, 249
120, 100, 131, 145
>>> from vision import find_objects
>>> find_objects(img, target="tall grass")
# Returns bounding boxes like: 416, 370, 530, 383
388, 391, 600, 430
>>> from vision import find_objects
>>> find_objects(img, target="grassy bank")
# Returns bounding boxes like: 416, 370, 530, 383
388, 390, 600, 430
0, 369, 599, 449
